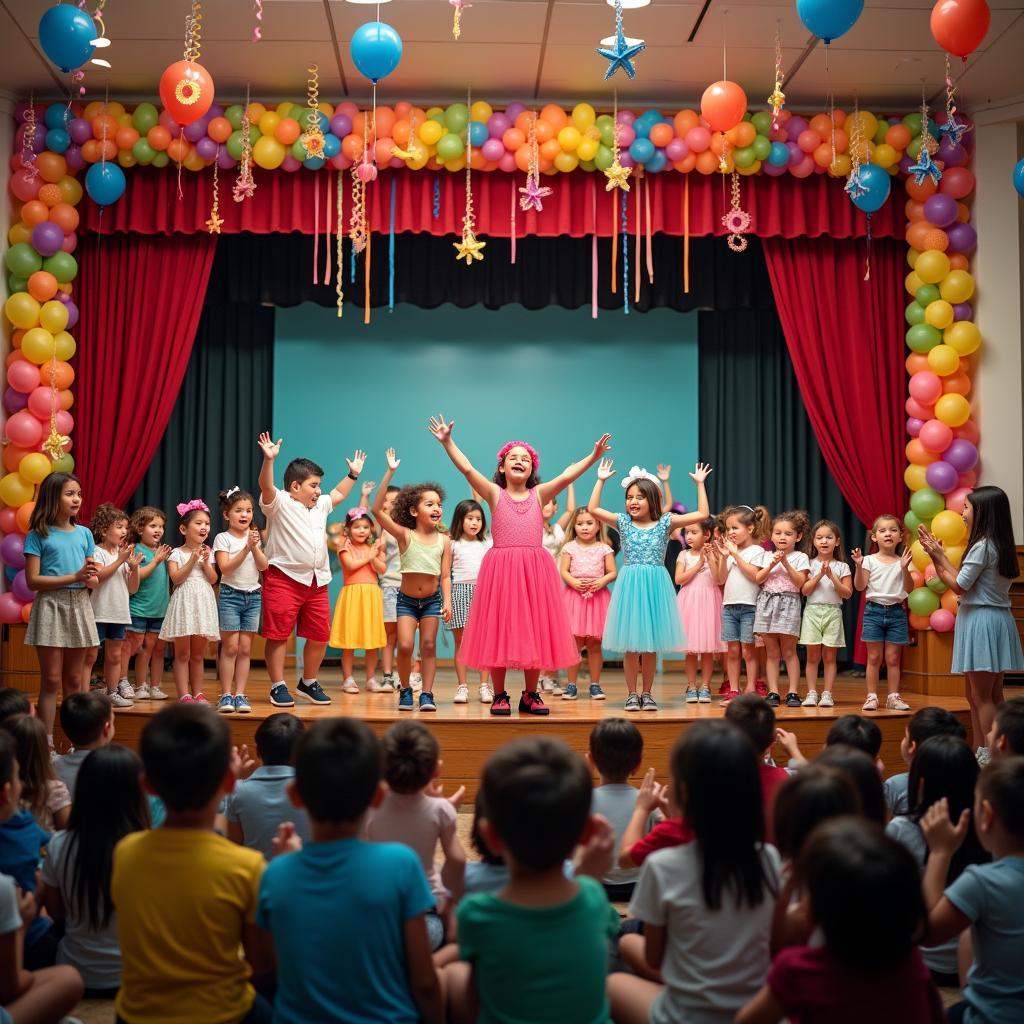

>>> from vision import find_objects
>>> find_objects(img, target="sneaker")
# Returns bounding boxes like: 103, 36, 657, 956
479, 683, 494, 704
720, 689, 737, 704
297, 679, 332, 705
685, 688, 699, 703
117, 678, 135, 700
519, 690, 550, 716
366, 676, 386, 692
453, 684, 469, 704
718, 679, 731, 696
193, 693, 209, 704
640, 693, 658, 711
490, 690, 511, 716
976, 746, 991, 766
149, 685, 169, 700
269, 683, 295, 708
785, 692, 801, 708
538, 675, 556, 693
108, 691, 133, 708
217, 693, 235, 714
589, 683, 606, 700
624, 693, 642, 712
765, 692, 781, 708
409, 672, 423, 693
818, 690, 835, 708
179, 693, 194, 703
398, 687, 414, 710
419, 691, 437, 712
380, 672, 397, 692
886, 692, 911, 711
862, 693, 879, 712
234, 694, 251, 714
134, 683, 151, 699
341, 677, 360, 694
802, 689, 819, 707
697, 687, 711, 703
755, 679, 768, 697
562, 683, 578, 700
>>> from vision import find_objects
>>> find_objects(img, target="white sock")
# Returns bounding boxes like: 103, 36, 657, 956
272, 680, 286, 689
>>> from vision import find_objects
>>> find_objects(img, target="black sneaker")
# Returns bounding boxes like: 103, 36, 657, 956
785, 691, 801, 708
269, 682, 295, 708
640, 692, 658, 711
765, 692, 781, 708
518, 690, 550, 716
296, 678, 331, 705
490, 691, 512, 716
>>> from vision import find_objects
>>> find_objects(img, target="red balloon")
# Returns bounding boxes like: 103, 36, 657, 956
159, 61, 215, 126
700, 81, 747, 133
930, 0, 991, 59
939, 166, 976, 199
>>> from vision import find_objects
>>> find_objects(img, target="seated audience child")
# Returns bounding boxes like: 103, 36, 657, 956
0, 730, 84, 1021
0, 691, 30, 726
2, 716, 70, 832
464, 791, 509, 896
987, 695, 1024, 760
366, 722, 465, 947
53, 691, 115, 796
112, 704, 270, 1024
608, 721, 781, 1024
826, 714, 883, 765
737, 818, 944, 1024
922, 757, 1024, 1024
256, 718, 443, 1024
725, 694, 790, 840
885, 707, 967, 816
814, 746, 887, 826
39, 745, 149, 996
446, 736, 620, 1024
0, 790, 51, 971
225, 713, 311, 859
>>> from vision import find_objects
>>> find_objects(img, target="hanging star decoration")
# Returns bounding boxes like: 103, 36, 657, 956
597, 0, 645, 81
41, 363, 69, 461
519, 117, 553, 212
909, 97, 942, 186
300, 64, 325, 159
604, 98, 632, 192
455, 121, 486, 265
844, 102, 868, 201
450, 0, 471, 40
233, 85, 257, 202
205, 161, 224, 233
937, 56, 971, 147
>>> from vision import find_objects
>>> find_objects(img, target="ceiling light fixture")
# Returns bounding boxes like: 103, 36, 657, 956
606, 0, 650, 8
601, 34, 643, 47
345, 0, 392, 4
90, 58, 111, 67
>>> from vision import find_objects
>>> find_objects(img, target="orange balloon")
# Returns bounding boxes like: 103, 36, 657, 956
21, 200, 49, 227
470, 150, 486, 171
16, 502, 34, 535
147, 125, 171, 151
956, 202, 971, 223
5, 351, 26, 370
650, 123, 674, 148
695, 150, 719, 174
115, 126, 139, 150
37, 184, 62, 208
81, 139, 101, 164
40, 359, 74, 390
373, 139, 394, 166
830, 128, 849, 153
98, 139, 117, 162
809, 114, 833, 138
674, 109, 699, 137
948, 254, 969, 271
91, 114, 117, 141
909, 613, 932, 631
673, 153, 697, 173
503, 128, 525, 152
48, 203, 79, 234
940, 590, 960, 614
906, 176, 938, 201
27, 271, 58, 303
942, 371, 972, 397
514, 111, 536, 137
906, 439, 940, 465
166, 137, 190, 163
392, 118, 411, 146
710, 132, 728, 157
373, 107, 396, 139
701, 80, 747, 132
906, 352, 931, 375
921, 228, 950, 252
394, 101, 412, 119
11, 331, 24, 350
207, 117, 232, 143
886, 124, 912, 150
2, 446, 31, 474
58, 388, 73, 411
20, 604, 31, 625
905, 199, 925, 222
540, 104, 568, 131
341, 134, 364, 161
534, 120, 554, 144
539, 138, 561, 161
906, 221, 936, 251
274, 118, 301, 145
813, 142, 833, 168
514, 145, 532, 173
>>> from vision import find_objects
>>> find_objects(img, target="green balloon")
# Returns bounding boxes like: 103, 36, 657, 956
132, 102, 159, 134
43, 252, 77, 284
594, 144, 613, 171
907, 323, 941, 353
151, 151, 169, 168
751, 111, 772, 136
579, 159, 596, 172
51, 453, 74, 475
595, 114, 614, 130
5, 243, 42, 278
444, 103, 469, 134
734, 146, 756, 168
227, 130, 246, 160
132, 138, 156, 164
291, 139, 309, 161
298, 108, 326, 132
225, 105, 246, 131
7, 274, 28, 294
907, 137, 923, 160
598, 123, 616, 148
910, 487, 945, 520
926, 575, 948, 594
905, 301, 926, 326
904, 510, 924, 534
436, 132, 465, 160
873, 119, 889, 145
908, 586, 940, 617
915, 284, 941, 306
752, 135, 772, 160
426, 107, 445, 124
903, 112, 923, 136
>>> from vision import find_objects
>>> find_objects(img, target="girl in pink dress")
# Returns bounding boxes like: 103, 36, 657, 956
429, 415, 612, 716
675, 517, 726, 704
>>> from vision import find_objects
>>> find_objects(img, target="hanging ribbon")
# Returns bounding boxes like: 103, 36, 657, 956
621, 190, 630, 316
683, 175, 690, 294
388, 174, 396, 312
510, 177, 517, 265
335, 170, 344, 319
364, 186, 372, 325
634, 175, 641, 305
323, 171, 331, 284
611, 188, 618, 294
591, 176, 598, 320
313, 177, 320, 284
253, 0, 263, 41
864, 214, 872, 283
432, 175, 441, 218
644, 173, 653, 284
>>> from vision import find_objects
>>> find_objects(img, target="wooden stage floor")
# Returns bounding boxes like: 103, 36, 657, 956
107, 667, 971, 797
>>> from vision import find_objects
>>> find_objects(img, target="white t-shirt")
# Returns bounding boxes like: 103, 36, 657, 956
806, 558, 852, 605
259, 489, 333, 587
380, 534, 401, 589
212, 531, 262, 592
630, 842, 781, 1024
861, 554, 907, 605
89, 547, 132, 624
0, 871, 22, 936
167, 547, 212, 583
542, 523, 564, 560
451, 538, 492, 585
723, 545, 767, 606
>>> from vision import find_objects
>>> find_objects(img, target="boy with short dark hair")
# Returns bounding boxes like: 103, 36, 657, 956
225, 713, 311, 858
988, 696, 1024, 761
53, 690, 115, 796
726, 693, 790, 839
256, 718, 443, 1024
0, 689, 30, 725
826, 714, 883, 759
112, 704, 269, 1024
885, 706, 968, 815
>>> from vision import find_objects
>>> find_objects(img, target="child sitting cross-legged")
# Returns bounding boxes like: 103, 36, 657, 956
52, 690, 115, 797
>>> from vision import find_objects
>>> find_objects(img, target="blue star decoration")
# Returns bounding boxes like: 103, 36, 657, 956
597, 26, 646, 81
909, 147, 942, 187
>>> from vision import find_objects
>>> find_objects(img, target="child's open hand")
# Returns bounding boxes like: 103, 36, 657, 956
271, 822, 303, 858
385, 448, 400, 471
258, 432, 282, 460
774, 727, 804, 763
917, 525, 942, 556
428, 415, 454, 443
597, 458, 615, 481
900, 547, 914, 570
573, 814, 616, 881
657, 464, 671, 482
346, 450, 367, 477
360, 480, 376, 501
232, 744, 259, 780
689, 462, 713, 484
637, 767, 669, 814
128, 550, 145, 570
850, 547, 863, 567
921, 797, 969, 857
592, 433, 613, 460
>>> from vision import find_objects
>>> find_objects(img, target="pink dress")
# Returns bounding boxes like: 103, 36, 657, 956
675, 551, 726, 654
561, 540, 613, 639
458, 488, 580, 670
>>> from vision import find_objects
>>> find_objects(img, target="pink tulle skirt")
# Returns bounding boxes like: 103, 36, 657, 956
458, 546, 580, 670
562, 585, 612, 640
676, 569, 726, 654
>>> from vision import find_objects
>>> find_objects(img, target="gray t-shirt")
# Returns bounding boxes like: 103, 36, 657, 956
591, 784, 654, 887
223, 765, 312, 859
884, 771, 910, 817
0, 872, 22, 935
52, 749, 90, 797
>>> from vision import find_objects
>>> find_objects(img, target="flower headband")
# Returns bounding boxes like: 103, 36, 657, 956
621, 466, 660, 489
496, 440, 539, 471
177, 499, 209, 516
346, 506, 371, 521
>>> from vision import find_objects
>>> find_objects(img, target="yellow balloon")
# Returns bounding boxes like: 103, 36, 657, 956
904, 463, 929, 491
931, 510, 966, 546
576, 137, 599, 162
258, 110, 281, 138
940, 270, 975, 304
17, 453, 51, 486
405, 153, 428, 170
944, 321, 981, 356
8, 223, 31, 246
53, 331, 76, 361
571, 102, 597, 131
945, 545, 965, 568
418, 120, 444, 146
0, 473, 34, 508
276, 101, 295, 118
39, 300, 68, 334
915, 250, 951, 286
927, 344, 960, 376
554, 151, 579, 173
874, 143, 897, 169
4, 292, 40, 330
246, 102, 267, 125
737, 160, 762, 176
848, 109, 878, 142
924, 299, 954, 330
905, 271, 924, 297
20, 327, 56, 365
906, 248, 920, 270
252, 136, 286, 170
935, 393, 971, 427
470, 101, 493, 124
444, 155, 466, 172
910, 540, 931, 571
557, 126, 581, 152
317, 101, 334, 119
58, 176, 83, 206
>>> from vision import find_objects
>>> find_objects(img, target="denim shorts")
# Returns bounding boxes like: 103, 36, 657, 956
128, 615, 164, 635
382, 585, 399, 624
861, 600, 909, 646
95, 622, 127, 642
219, 584, 262, 633
397, 588, 442, 621
721, 603, 756, 644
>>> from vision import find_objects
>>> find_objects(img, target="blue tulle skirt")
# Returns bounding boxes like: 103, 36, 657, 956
603, 564, 686, 654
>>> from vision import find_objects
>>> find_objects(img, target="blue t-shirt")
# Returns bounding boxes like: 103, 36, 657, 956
223, 766, 312, 860
884, 772, 910, 816
257, 838, 434, 1024
945, 856, 1024, 1024
0, 810, 51, 945
957, 540, 1013, 609
24, 525, 95, 588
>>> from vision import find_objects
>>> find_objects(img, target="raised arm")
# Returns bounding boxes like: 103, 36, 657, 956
657, 464, 673, 510
328, 450, 367, 509
371, 450, 409, 546
555, 482, 576, 530
667, 463, 712, 532
428, 415, 499, 506
920, 798, 972, 947
257, 432, 281, 506
536, 434, 612, 505
586, 459, 619, 527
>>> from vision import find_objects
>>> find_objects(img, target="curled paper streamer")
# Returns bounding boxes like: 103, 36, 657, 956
253, 0, 263, 42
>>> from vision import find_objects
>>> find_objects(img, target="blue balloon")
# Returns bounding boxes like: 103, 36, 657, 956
633, 119, 651, 139
850, 163, 891, 214
38, 4, 95, 72
629, 138, 655, 164
796, 0, 863, 43
645, 150, 667, 173
322, 133, 341, 158
640, 109, 664, 124
1014, 157, 1024, 198
468, 121, 488, 147
303, 156, 326, 170
349, 21, 403, 82
44, 104, 71, 130
768, 141, 790, 167
85, 162, 126, 207
45, 128, 70, 154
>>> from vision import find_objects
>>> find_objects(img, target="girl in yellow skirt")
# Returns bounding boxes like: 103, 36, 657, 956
330, 508, 388, 694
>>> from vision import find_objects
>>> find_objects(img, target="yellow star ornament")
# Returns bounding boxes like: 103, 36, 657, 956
604, 158, 632, 192
454, 231, 486, 265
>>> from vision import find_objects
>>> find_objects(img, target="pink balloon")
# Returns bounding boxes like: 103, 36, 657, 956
0, 593, 25, 626
919, 418, 954, 453
54, 410, 74, 436
958, 469, 978, 489
9, 169, 41, 203
797, 130, 820, 153
665, 138, 688, 161
328, 153, 352, 171
945, 486, 972, 513
617, 125, 636, 148
953, 420, 980, 446
790, 155, 815, 178
6, 361, 40, 395
60, 233, 77, 254
924, 563, 938, 580
335, 101, 359, 120
481, 138, 505, 161
929, 609, 956, 633
5, 410, 43, 448
909, 371, 942, 404
498, 152, 517, 173
684, 127, 711, 153
906, 397, 934, 420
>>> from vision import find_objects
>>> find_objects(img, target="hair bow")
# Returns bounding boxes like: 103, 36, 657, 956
177, 499, 209, 516
224, 486, 240, 500
496, 439, 539, 470
347, 506, 371, 520
621, 466, 660, 489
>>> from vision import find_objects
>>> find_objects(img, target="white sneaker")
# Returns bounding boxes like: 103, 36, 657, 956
801, 689, 819, 707
886, 692, 911, 711
148, 685, 169, 700
862, 693, 879, 711
342, 677, 360, 694
453, 685, 469, 704
818, 690, 835, 708
479, 683, 493, 704
976, 746, 991, 766
379, 672, 396, 692
108, 691, 133, 708
410, 672, 423, 693
367, 676, 386, 692
135, 683, 151, 699
538, 675, 556, 693
117, 678, 135, 700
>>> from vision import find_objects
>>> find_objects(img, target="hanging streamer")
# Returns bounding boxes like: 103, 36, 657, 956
205, 161, 223, 233
388, 174, 396, 312
432, 176, 441, 218
233, 84, 257, 202
621, 190, 630, 316
335, 170, 344, 319
634, 175, 641, 305
323, 171, 331, 284
253, 0, 263, 41
591, 177, 598, 320
864, 215, 872, 282
683, 175, 690, 294
313, 177, 320, 284
611, 189, 618, 294
644, 174, 653, 284
510, 177, 517, 265
364, 187, 372, 325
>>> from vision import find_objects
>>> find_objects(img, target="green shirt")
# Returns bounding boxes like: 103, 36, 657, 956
458, 875, 619, 1024
129, 545, 169, 619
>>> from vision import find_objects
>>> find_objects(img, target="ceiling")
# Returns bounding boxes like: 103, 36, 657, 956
1, 0, 1023, 114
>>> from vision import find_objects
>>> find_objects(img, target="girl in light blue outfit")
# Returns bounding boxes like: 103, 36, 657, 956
919, 485, 1024, 760
589, 461, 711, 712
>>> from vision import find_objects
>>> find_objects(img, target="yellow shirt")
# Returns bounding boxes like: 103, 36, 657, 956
112, 828, 264, 1024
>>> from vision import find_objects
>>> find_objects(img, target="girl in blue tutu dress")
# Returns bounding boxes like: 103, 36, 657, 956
589, 460, 712, 712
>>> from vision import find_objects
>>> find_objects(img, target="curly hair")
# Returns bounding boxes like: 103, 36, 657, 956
392, 482, 445, 529
90, 503, 129, 544
773, 509, 810, 539
128, 506, 166, 544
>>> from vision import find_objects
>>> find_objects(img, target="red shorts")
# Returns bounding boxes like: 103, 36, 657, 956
261, 566, 331, 643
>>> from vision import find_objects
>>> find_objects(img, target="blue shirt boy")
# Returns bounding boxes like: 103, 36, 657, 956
224, 765, 312, 859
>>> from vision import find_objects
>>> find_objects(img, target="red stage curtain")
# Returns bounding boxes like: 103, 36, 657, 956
75, 234, 218, 518
79, 167, 903, 240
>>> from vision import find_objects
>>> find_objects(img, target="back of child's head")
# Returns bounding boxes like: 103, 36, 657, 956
826, 714, 882, 758
139, 704, 230, 811
815, 746, 887, 825
450, 499, 488, 541
724, 693, 776, 755
978, 757, 1024, 839
0, 688, 30, 725
772, 509, 810, 539
128, 505, 165, 543
218, 486, 255, 515
671, 721, 773, 910
481, 736, 591, 870
59, 691, 112, 748
382, 721, 439, 794
254, 713, 304, 766
90, 502, 128, 544
0, 730, 16, 793
806, 519, 846, 561
798, 817, 926, 969
721, 504, 770, 542
471, 789, 503, 865
2, 713, 54, 819
963, 485, 1018, 579
295, 718, 381, 824
772, 765, 860, 862
392, 483, 445, 530
908, 706, 967, 748
993, 696, 1024, 756
284, 457, 324, 491
588, 718, 643, 783
28, 472, 81, 536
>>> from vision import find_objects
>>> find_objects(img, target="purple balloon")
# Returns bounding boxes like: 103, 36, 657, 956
4, 388, 28, 414
763, 159, 787, 177
184, 117, 210, 143
69, 117, 92, 145
505, 102, 526, 122
481, 138, 505, 161
665, 138, 689, 161
16, 125, 46, 154
937, 137, 967, 168
56, 291, 70, 303
31, 221, 64, 258
952, 302, 973, 322
787, 116, 809, 140
207, 104, 224, 120
195, 137, 218, 160
787, 141, 803, 167
907, 417, 924, 437
330, 113, 352, 138
487, 112, 510, 139
12, 570, 33, 604
0, 534, 25, 570
619, 152, 636, 169
282, 154, 301, 172
217, 146, 237, 170
63, 299, 79, 330
946, 222, 977, 254
925, 460, 959, 494
945, 438, 979, 473
899, 155, 914, 174
922, 193, 957, 229
65, 144, 85, 171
